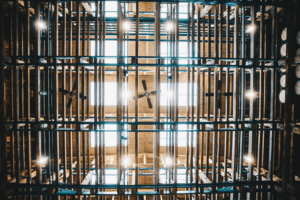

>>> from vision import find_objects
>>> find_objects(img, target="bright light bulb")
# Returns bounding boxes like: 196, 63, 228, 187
38, 156, 48, 165
244, 155, 253, 163
123, 21, 130, 31
122, 156, 131, 166
36, 21, 47, 29
166, 22, 173, 31
245, 91, 255, 98
165, 156, 173, 166
246, 25, 255, 33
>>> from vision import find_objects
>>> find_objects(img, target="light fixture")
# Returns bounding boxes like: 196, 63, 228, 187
246, 25, 255, 33
38, 156, 48, 165
165, 156, 173, 166
166, 21, 173, 32
243, 155, 253, 163
122, 156, 131, 166
245, 91, 255, 99
36, 21, 47, 29
123, 20, 130, 31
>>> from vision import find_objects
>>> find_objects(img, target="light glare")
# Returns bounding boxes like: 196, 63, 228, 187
38, 156, 48, 165
245, 91, 255, 98
166, 22, 173, 31
122, 157, 131, 166
165, 156, 173, 166
244, 156, 253, 163
246, 25, 255, 33
123, 21, 130, 31
124, 90, 131, 100
36, 21, 47, 29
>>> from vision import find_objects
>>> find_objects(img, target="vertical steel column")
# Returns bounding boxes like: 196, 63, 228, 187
24, 2, 31, 186
117, 2, 124, 193
68, 1, 74, 185
94, 0, 99, 190
217, 4, 223, 193
53, 0, 60, 189
206, 9, 211, 190
231, 5, 239, 200
212, 5, 219, 200
174, 2, 179, 188
268, 5, 277, 200
93, 1, 99, 195
189, 3, 195, 186
186, 3, 191, 189
35, 1, 42, 187
247, 5, 256, 200
223, 6, 230, 184
134, 1, 139, 188
238, 6, 246, 200
13, 0, 20, 186
257, 4, 265, 200
82, 5, 86, 182
0, 1, 7, 199
200, 4, 206, 196
76, 1, 81, 186
62, 2, 68, 184
195, 4, 201, 198
154, 1, 160, 193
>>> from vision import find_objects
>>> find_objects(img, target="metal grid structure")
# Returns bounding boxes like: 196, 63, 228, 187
0, 0, 300, 200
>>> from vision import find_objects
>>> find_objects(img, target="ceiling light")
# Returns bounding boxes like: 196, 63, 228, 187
38, 156, 48, 165
36, 21, 47, 29
245, 91, 255, 99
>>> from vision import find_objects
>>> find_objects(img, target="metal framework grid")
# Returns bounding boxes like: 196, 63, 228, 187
0, 0, 299, 200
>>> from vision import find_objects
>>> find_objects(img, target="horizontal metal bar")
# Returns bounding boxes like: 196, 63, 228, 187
33, 0, 284, 6
9, 180, 278, 190
6, 120, 283, 125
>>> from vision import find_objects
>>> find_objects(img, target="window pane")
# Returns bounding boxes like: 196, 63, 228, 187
160, 83, 197, 106
91, 82, 128, 106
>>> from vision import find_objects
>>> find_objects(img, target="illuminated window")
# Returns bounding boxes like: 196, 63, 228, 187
90, 124, 128, 147
92, 169, 117, 184
161, 3, 188, 19
160, 83, 197, 106
160, 169, 187, 183
161, 41, 195, 65
160, 124, 196, 147
91, 1, 118, 17
90, 82, 129, 106
90, 40, 128, 64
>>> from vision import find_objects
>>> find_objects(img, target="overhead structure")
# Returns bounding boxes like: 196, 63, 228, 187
0, 0, 300, 200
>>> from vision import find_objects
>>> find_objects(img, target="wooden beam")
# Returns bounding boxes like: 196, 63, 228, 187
81, 158, 95, 185
200, 5, 213, 18
82, 3, 94, 17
